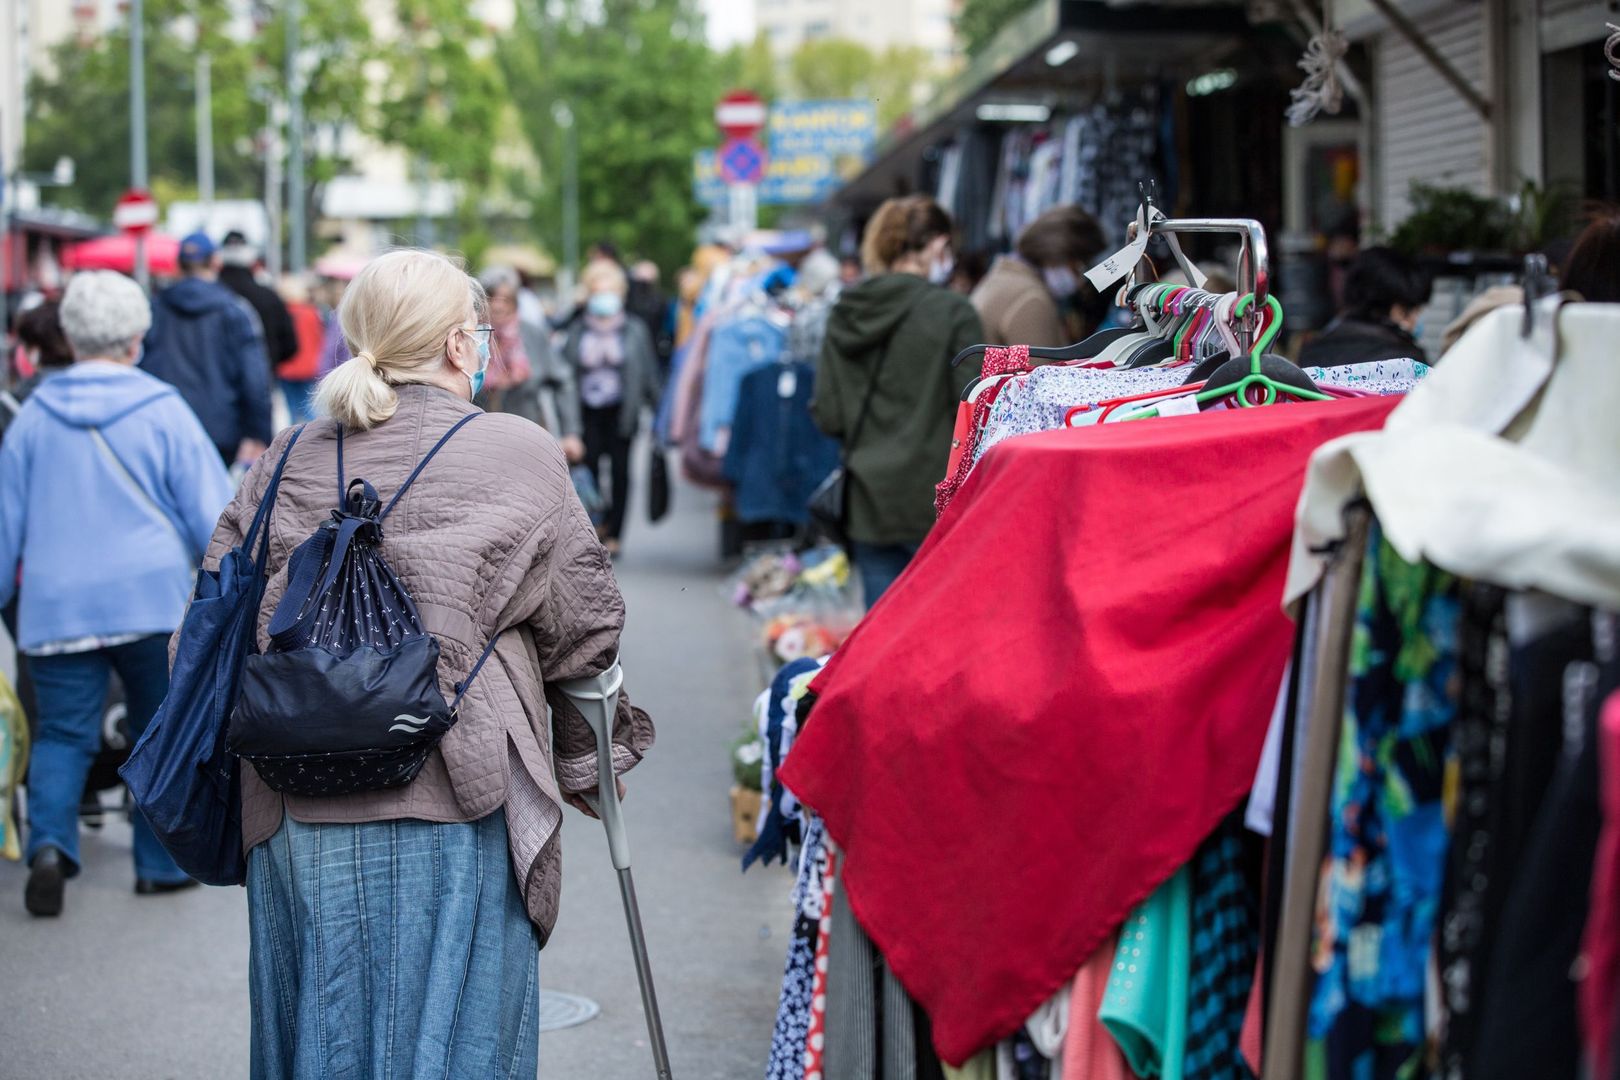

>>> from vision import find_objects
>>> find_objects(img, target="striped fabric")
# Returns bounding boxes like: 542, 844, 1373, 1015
1183, 819, 1259, 1080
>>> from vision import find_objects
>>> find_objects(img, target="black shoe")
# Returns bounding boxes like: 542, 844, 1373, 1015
134, 876, 199, 897
80, 794, 104, 830
25, 849, 65, 917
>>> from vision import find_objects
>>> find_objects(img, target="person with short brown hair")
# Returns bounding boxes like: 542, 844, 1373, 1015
1562, 210, 1620, 303
971, 205, 1107, 347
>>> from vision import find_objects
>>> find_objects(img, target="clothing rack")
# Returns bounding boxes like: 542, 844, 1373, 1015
1127, 214, 1271, 352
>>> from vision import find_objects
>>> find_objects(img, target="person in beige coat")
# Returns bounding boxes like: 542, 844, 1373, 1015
203, 249, 654, 1077
970, 205, 1106, 348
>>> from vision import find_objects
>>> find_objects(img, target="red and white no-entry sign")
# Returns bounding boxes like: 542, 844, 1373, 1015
113, 189, 159, 235
715, 90, 768, 140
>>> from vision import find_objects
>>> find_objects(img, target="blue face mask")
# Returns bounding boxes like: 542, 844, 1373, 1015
464, 328, 491, 398
587, 291, 624, 318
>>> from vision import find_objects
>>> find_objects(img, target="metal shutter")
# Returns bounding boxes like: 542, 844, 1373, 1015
1374, 2, 1490, 227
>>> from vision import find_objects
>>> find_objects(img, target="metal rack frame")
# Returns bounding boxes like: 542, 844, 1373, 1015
1128, 211, 1271, 352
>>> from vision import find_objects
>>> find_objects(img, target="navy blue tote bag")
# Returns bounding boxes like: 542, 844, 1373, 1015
119, 427, 305, 886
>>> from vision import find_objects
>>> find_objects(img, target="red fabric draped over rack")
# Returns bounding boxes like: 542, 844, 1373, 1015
779, 395, 1400, 1066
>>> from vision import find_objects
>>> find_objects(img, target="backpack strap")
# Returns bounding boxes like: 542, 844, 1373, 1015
449, 633, 503, 717
243, 425, 307, 573
333, 411, 480, 516
380, 412, 482, 521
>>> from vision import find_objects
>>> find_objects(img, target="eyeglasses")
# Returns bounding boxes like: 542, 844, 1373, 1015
463, 324, 494, 347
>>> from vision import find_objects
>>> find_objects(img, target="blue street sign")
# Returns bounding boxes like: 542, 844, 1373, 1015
720, 138, 766, 185
694, 99, 879, 207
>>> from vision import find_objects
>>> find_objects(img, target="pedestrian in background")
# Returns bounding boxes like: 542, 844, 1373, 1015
218, 231, 298, 377
275, 276, 325, 424
6, 301, 74, 411
560, 259, 661, 558
813, 194, 985, 606
478, 265, 583, 456
0, 271, 233, 916
204, 249, 651, 1076
1298, 246, 1431, 367
316, 274, 353, 377
628, 259, 674, 376
971, 205, 1106, 348
140, 232, 274, 465
1561, 209, 1620, 303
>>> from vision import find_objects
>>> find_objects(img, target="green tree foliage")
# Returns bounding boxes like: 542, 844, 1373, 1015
22, 0, 504, 238
721, 32, 781, 103
500, 0, 726, 275
22, 0, 260, 214
375, 1, 507, 194
956, 0, 1037, 55
787, 39, 939, 129
724, 35, 936, 131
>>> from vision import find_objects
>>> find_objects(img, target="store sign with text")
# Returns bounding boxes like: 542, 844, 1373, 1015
694, 99, 878, 207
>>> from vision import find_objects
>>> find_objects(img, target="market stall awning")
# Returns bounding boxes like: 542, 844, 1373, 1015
62, 233, 181, 277
833, 0, 1254, 210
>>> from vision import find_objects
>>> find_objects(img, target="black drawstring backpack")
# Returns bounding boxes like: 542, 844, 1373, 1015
229, 414, 498, 796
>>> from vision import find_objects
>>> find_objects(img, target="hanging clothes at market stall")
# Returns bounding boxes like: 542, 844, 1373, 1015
1254, 297, 1620, 1080
778, 396, 1402, 1065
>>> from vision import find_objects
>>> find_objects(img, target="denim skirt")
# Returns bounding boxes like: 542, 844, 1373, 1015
247, 811, 539, 1080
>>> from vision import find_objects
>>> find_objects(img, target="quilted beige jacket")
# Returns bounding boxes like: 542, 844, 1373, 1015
201, 384, 654, 943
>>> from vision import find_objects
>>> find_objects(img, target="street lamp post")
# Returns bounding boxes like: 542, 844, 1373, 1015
196, 52, 214, 209
129, 0, 149, 290
286, 0, 306, 274
553, 102, 578, 302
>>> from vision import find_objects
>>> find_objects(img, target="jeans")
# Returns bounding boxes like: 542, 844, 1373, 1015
248, 811, 539, 1079
279, 378, 318, 425
582, 403, 633, 541
26, 633, 186, 882
853, 542, 920, 611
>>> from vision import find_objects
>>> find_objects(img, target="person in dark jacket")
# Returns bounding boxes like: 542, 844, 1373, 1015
140, 231, 274, 464
812, 195, 985, 607
558, 259, 661, 556
217, 231, 298, 374
1298, 246, 1430, 368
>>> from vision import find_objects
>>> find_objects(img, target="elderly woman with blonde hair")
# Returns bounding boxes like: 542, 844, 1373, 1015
201, 248, 653, 1076
559, 258, 662, 556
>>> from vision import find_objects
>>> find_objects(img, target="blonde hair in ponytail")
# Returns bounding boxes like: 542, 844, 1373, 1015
314, 249, 485, 431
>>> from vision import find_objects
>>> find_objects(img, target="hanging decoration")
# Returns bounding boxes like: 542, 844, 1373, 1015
1287, 0, 1348, 126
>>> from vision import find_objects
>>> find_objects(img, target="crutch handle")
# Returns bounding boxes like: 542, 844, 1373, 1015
557, 658, 631, 870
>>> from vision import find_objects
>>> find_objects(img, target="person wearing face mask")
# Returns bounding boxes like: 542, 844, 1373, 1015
558, 259, 662, 557
813, 195, 986, 606
192, 250, 653, 1074
1298, 246, 1431, 368
970, 205, 1106, 349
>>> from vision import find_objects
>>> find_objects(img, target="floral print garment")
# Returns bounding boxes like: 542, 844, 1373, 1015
1307, 524, 1461, 1079
971, 359, 1431, 468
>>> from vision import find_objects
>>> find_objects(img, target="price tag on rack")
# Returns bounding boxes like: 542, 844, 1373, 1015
1084, 205, 1152, 293
1085, 205, 1210, 293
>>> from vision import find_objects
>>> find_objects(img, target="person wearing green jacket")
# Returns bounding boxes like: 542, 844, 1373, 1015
812, 195, 985, 607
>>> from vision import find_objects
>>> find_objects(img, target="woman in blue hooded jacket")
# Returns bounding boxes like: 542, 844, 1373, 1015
0, 270, 233, 916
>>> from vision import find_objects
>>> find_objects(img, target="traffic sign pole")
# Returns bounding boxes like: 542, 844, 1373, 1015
715, 91, 767, 237
129, 0, 149, 290
729, 183, 757, 235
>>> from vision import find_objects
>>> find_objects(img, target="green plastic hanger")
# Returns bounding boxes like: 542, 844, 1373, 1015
1117, 294, 1332, 420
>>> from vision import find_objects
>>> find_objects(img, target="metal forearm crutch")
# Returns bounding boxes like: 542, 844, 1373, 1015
557, 659, 674, 1080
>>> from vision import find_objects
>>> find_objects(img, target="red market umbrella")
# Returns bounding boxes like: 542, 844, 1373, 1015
62, 233, 181, 277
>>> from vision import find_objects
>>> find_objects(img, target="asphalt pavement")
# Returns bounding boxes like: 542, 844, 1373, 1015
0, 469, 793, 1080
